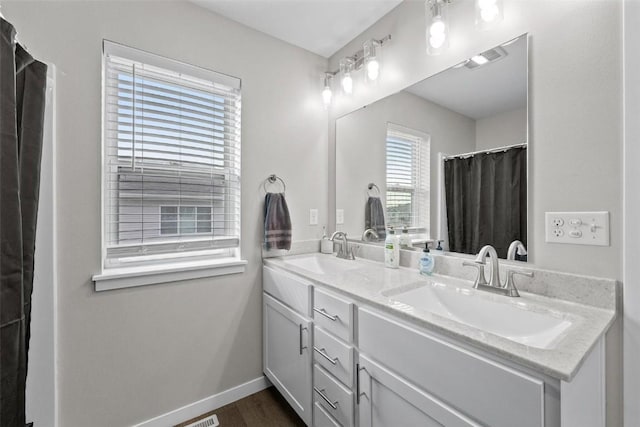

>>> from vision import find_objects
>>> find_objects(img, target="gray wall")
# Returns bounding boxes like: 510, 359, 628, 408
624, 1, 640, 425
475, 107, 527, 150
3, 1, 328, 426
328, 1, 622, 424
335, 90, 475, 239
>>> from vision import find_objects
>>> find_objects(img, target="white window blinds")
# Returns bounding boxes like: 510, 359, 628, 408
385, 124, 430, 233
102, 41, 241, 267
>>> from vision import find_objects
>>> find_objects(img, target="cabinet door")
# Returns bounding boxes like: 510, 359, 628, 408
264, 293, 312, 426
358, 354, 481, 427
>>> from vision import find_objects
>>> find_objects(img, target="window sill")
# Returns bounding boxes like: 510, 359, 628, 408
92, 258, 247, 292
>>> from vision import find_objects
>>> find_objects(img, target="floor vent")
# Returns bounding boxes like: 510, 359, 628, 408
184, 414, 219, 427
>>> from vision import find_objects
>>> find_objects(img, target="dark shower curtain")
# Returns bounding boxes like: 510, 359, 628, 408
0, 18, 47, 427
444, 146, 526, 259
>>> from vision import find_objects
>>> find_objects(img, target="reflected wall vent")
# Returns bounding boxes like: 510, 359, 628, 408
464, 46, 508, 70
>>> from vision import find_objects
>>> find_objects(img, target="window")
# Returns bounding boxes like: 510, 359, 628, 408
101, 41, 241, 269
385, 123, 430, 234
160, 206, 212, 235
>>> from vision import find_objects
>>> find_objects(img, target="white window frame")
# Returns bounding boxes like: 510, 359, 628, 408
93, 41, 246, 291
385, 123, 431, 237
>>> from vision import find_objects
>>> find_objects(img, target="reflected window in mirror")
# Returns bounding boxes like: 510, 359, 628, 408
385, 124, 430, 237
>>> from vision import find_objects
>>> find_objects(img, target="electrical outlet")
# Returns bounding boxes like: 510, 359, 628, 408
545, 211, 610, 246
309, 209, 318, 225
336, 209, 344, 225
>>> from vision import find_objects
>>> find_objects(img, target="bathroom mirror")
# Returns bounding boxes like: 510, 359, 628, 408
335, 34, 528, 260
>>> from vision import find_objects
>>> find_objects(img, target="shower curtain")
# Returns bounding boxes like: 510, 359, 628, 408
444, 146, 526, 258
1, 18, 47, 427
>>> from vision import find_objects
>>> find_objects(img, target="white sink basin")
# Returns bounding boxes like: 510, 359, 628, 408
384, 282, 573, 349
280, 254, 358, 275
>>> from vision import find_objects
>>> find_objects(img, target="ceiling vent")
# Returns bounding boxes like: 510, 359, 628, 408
464, 46, 508, 70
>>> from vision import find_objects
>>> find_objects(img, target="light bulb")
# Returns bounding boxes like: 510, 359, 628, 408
367, 59, 380, 81
429, 19, 445, 36
429, 33, 446, 49
342, 73, 353, 94
322, 86, 332, 107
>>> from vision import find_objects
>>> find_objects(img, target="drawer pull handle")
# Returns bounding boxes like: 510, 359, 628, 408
299, 324, 308, 355
314, 387, 338, 410
314, 347, 338, 365
314, 307, 338, 321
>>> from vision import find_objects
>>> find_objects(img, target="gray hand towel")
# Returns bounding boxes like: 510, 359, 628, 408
264, 192, 292, 250
365, 196, 386, 240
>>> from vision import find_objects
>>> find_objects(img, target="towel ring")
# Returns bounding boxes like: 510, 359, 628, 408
367, 183, 381, 197
264, 174, 286, 193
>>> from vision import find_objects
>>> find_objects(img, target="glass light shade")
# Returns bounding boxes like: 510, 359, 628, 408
475, 0, 503, 29
426, 0, 449, 56
363, 40, 381, 84
339, 58, 355, 95
322, 85, 332, 107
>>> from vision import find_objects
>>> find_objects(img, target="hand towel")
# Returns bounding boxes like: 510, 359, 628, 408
264, 192, 292, 250
365, 196, 386, 240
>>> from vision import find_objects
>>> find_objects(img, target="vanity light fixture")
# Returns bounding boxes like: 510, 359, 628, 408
426, 0, 450, 56
340, 57, 355, 95
475, 0, 503, 29
321, 34, 391, 104
322, 73, 333, 108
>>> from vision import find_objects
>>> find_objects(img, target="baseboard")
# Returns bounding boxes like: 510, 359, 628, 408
133, 376, 271, 427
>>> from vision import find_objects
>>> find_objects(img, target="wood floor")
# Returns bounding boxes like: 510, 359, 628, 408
175, 387, 306, 427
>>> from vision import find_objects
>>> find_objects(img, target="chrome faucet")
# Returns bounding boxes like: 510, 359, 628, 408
362, 228, 380, 242
330, 231, 355, 260
507, 240, 527, 260
462, 244, 533, 297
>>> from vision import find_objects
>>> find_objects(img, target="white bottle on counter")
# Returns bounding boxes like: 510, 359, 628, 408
384, 227, 399, 269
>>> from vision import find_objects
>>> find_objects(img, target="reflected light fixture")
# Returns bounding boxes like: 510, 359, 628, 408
426, 0, 450, 55
322, 73, 333, 108
340, 57, 355, 95
475, 0, 503, 29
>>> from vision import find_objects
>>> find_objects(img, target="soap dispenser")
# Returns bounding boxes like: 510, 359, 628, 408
419, 242, 435, 276
384, 227, 399, 269
399, 226, 411, 248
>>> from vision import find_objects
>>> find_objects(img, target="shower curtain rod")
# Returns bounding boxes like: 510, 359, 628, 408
443, 142, 527, 161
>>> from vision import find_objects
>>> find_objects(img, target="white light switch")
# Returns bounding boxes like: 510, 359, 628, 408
336, 209, 344, 225
545, 211, 610, 246
309, 209, 318, 225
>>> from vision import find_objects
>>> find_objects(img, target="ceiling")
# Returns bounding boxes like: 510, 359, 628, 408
406, 36, 527, 120
190, 0, 402, 58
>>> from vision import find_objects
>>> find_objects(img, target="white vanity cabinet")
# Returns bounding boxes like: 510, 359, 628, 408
357, 307, 558, 427
263, 266, 314, 425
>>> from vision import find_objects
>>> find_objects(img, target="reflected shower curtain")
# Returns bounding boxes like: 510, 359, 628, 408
1, 18, 47, 427
444, 147, 526, 258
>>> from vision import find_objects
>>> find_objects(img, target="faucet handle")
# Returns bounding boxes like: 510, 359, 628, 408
502, 269, 533, 297
462, 261, 488, 288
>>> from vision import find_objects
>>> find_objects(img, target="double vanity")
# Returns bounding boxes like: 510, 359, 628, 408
262, 250, 617, 427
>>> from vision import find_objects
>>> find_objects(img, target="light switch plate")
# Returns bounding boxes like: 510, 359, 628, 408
309, 209, 318, 225
336, 209, 344, 225
545, 211, 610, 246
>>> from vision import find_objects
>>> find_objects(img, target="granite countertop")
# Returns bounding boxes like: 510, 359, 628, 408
263, 253, 618, 382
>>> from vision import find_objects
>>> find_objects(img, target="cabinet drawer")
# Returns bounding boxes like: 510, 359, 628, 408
314, 402, 342, 427
314, 364, 354, 427
313, 288, 353, 342
263, 265, 312, 316
358, 308, 544, 427
314, 326, 354, 387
